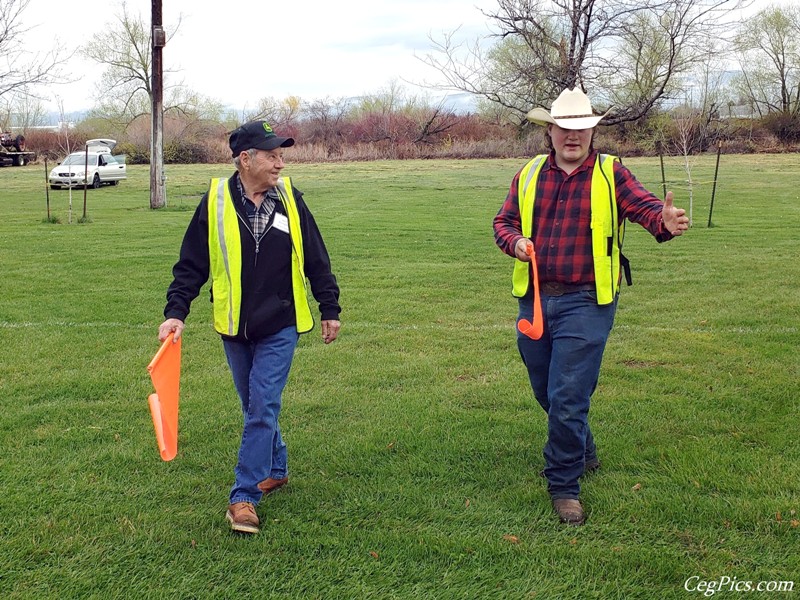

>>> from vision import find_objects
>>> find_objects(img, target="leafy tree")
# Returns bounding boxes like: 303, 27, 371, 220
733, 4, 800, 118
478, 34, 557, 122
351, 80, 419, 116
243, 95, 302, 129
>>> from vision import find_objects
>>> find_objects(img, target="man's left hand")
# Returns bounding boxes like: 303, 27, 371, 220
321, 320, 340, 344
662, 191, 690, 236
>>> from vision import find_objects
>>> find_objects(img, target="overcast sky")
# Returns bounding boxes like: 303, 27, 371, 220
21, 0, 498, 115
19, 0, 800, 118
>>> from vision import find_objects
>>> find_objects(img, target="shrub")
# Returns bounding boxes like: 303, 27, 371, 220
164, 140, 208, 164
761, 112, 800, 143
115, 142, 149, 165
14, 104, 800, 166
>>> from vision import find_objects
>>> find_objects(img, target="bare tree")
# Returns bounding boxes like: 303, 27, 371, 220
302, 96, 350, 153
82, 0, 184, 126
423, 26, 554, 122
54, 97, 75, 223
0, 0, 66, 100
1, 87, 47, 130
411, 101, 459, 144
670, 106, 703, 226
423, 0, 751, 125
82, 1, 153, 123
664, 45, 731, 227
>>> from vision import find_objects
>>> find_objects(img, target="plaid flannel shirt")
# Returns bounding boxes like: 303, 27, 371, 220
237, 177, 277, 239
493, 151, 671, 286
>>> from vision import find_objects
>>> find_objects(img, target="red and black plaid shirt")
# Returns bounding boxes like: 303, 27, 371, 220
493, 150, 672, 286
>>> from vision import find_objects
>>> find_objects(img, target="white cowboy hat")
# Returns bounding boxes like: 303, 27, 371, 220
527, 88, 611, 130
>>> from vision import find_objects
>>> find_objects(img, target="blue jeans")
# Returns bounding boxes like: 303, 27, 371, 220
223, 326, 299, 505
517, 290, 616, 499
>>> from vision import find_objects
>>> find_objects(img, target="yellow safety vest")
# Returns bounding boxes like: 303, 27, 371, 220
511, 154, 624, 305
207, 177, 314, 335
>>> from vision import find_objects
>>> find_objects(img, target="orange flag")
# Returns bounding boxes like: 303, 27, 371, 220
147, 333, 181, 461
517, 241, 544, 340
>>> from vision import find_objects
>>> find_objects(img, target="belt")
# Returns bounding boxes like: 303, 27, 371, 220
539, 281, 595, 296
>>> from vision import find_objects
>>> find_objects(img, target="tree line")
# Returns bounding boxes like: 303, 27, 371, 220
3, 0, 800, 164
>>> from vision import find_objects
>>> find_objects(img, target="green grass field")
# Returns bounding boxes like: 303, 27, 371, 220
1, 154, 798, 599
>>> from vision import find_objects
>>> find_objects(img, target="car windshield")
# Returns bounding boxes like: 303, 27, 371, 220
61, 154, 98, 166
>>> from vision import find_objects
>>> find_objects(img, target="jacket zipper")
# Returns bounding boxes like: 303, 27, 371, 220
236, 210, 273, 340
237, 211, 257, 340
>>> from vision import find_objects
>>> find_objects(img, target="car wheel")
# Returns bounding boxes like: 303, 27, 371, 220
112, 180, 119, 185
13, 155, 26, 166
50, 185, 59, 190
92, 173, 101, 189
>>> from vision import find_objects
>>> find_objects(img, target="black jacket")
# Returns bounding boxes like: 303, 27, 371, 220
164, 172, 340, 341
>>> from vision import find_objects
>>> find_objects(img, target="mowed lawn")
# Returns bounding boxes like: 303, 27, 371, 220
1, 154, 798, 599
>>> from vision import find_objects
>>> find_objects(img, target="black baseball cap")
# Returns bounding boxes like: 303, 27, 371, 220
229, 121, 295, 157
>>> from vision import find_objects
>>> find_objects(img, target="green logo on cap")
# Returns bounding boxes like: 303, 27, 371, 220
263, 122, 274, 135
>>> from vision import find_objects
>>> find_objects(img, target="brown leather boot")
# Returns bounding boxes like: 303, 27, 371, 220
226, 501, 259, 534
552, 498, 585, 526
257, 476, 288, 496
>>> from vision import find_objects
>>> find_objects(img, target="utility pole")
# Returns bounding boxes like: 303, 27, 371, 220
150, 0, 166, 209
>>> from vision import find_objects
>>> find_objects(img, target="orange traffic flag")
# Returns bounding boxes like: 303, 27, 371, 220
517, 241, 543, 340
146, 333, 181, 461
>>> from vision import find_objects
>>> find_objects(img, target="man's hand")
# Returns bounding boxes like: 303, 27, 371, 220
321, 320, 340, 344
662, 191, 690, 236
514, 237, 533, 261
158, 318, 185, 342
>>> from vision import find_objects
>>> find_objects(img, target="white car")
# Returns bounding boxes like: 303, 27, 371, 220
49, 139, 127, 189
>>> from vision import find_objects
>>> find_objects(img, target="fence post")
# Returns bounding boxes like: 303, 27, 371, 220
708, 140, 722, 228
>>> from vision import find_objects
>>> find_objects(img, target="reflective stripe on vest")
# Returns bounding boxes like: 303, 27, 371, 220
276, 177, 314, 333
510, 154, 622, 305
208, 178, 242, 335
207, 177, 314, 336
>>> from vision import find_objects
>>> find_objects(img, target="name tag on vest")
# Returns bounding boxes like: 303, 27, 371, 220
272, 213, 290, 234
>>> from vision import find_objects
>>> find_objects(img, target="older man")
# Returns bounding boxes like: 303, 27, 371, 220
158, 121, 341, 534
493, 88, 688, 525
